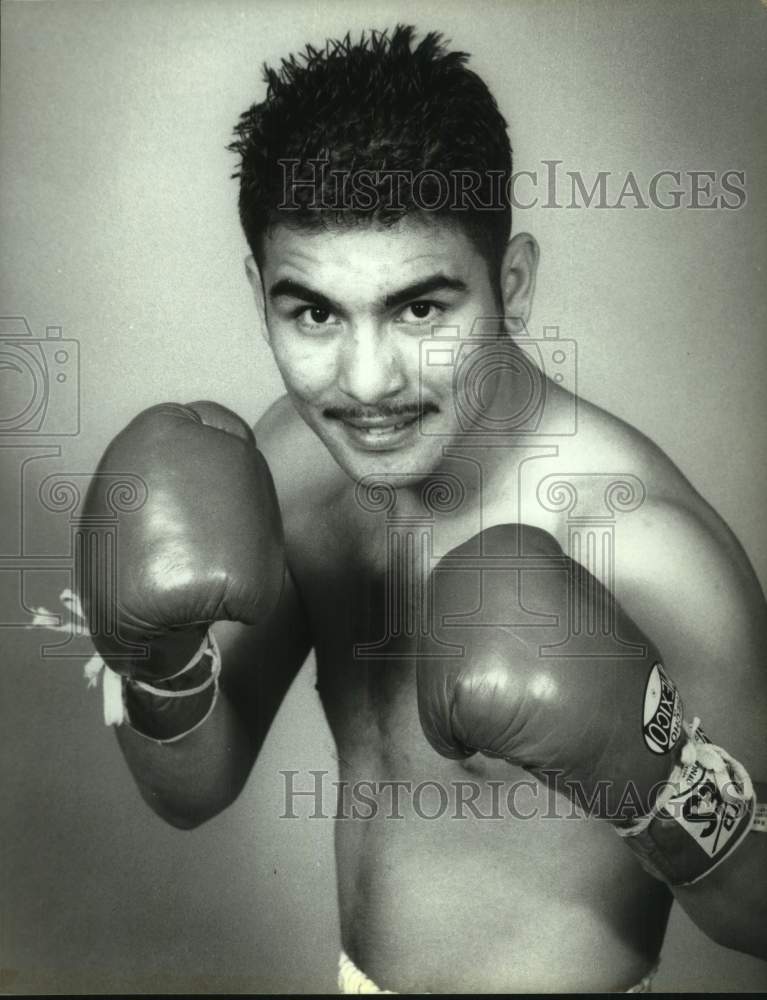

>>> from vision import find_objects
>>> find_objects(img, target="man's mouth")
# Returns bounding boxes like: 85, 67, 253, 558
344, 414, 419, 434
325, 407, 431, 451
339, 413, 421, 450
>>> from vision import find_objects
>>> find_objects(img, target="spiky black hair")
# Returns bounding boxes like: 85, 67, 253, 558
229, 25, 512, 275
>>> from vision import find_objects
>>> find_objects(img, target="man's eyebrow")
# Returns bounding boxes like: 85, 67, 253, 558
268, 278, 336, 312
267, 273, 468, 314
384, 274, 468, 310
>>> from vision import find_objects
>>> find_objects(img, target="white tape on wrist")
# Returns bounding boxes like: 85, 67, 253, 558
112, 628, 221, 726
130, 630, 221, 699
142, 631, 215, 684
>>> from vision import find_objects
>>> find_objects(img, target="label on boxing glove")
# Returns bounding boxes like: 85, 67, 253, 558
642, 662, 683, 755
618, 716, 756, 886
660, 725, 750, 859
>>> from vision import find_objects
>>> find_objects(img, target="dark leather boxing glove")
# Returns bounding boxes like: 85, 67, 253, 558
417, 523, 755, 884
77, 400, 285, 681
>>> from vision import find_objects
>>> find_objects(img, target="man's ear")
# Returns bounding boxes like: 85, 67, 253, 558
244, 255, 270, 343
500, 233, 539, 336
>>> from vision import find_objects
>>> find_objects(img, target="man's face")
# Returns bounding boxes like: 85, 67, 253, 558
256, 214, 504, 485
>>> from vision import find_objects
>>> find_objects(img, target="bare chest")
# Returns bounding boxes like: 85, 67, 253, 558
287, 475, 562, 765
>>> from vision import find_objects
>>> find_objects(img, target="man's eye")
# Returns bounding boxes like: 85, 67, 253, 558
399, 301, 441, 323
297, 305, 337, 328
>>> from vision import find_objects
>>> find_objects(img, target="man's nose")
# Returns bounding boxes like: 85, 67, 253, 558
337, 325, 406, 405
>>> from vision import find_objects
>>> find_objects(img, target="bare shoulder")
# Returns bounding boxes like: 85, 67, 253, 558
551, 385, 691, 497
254, 393, 311, 475
253, 394, 341, 524
613, 483, 767, 768
549, 386, 760, 598
566, 389, 752, 565
553, 388, 766, 763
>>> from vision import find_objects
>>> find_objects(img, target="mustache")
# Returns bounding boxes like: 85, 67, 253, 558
323, 401, 439, 421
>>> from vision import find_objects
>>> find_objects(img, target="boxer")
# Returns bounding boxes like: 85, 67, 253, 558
79, 26, 766, 992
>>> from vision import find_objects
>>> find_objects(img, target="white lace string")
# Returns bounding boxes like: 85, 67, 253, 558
26, 590, 219, 726
26, 589, 122, 723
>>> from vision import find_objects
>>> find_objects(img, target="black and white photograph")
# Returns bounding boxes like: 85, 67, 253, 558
1, 0, 766, 993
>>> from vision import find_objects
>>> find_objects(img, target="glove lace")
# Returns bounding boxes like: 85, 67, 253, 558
26, 589, 220, 726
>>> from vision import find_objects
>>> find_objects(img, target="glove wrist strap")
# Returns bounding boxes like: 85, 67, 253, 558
615, 718, 759, 886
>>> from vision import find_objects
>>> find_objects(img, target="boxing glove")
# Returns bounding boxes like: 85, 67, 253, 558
417, 523, 755, 884
77, 401, 285, 681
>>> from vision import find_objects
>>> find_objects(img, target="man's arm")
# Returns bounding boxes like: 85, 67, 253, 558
115, 566, 311, 829
418, 515, 767, 960
78, 399, 310, 830
613, 500, 767, 957
673, 787, 767, 958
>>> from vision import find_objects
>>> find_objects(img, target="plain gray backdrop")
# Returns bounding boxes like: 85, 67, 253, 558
1, 0, 766, 992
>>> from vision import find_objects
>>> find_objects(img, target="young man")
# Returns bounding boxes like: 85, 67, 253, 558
78, 27, 766, 992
